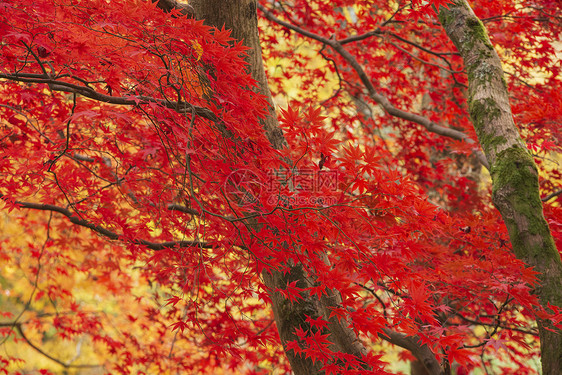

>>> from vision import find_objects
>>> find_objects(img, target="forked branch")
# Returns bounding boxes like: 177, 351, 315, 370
257, 4, 489, 169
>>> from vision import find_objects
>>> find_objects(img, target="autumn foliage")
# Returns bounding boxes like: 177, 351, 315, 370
0, 0, 561, 374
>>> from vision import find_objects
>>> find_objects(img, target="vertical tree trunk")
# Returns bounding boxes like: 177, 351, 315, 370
187, 1, 368, 373
189, 0, 285, 149
438, 2, 562, 373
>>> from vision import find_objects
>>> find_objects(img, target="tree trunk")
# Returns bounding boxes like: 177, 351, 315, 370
438, 2, 562, 373
411, 360, 430, 375
187, 1, 369, 373
189, 0, 285, 150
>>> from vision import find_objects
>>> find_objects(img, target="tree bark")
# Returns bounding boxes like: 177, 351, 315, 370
189, 0, 285, 150
156, 0, 448, 373
378, 329, 443, 375
186, 1, 370, 373
438, 2, 562, 374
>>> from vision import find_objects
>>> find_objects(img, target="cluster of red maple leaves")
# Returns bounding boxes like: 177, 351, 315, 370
0, 0, 561, 374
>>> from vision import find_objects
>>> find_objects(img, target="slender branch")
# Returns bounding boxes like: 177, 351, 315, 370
167, 203, 200, 216
388, 41, 465, 77
337, 3, 406, 44
257, 4, 489, 169
14, 324, 102, 369
542, 189, 562, 202
386, 32, 460, 57
0, 73, 217, 121
339, 29, 383, 45
0, 196, 211, 250
454, 313, 538, 337
343, 29, 463, 76
354, 282, 388, 319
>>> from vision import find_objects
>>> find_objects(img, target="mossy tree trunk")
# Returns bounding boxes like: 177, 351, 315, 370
438, 2, 562, 373
157, 0, 559, 373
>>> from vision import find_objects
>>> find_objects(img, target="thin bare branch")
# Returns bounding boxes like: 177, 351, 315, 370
167, 203, 200, 216
386, 32, 459, 57
542, 189, 562, 202
388, 41, 465, 77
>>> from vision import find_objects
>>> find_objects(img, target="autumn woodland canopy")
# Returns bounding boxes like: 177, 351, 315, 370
0, 0, 561, 374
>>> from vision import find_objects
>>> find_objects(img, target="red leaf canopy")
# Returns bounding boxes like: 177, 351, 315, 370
0, 0, 560, 373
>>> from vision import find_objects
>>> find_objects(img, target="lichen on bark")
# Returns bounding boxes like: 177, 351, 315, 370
438, 1, 562, 373
491, 146, 553, 257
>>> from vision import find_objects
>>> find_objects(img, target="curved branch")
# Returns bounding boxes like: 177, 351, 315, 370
167, 203, 200, 216
14, 324, 102, 369
339, 29, 383, 45
0, 196, 211, 250
0, 73, 218, 121
386, 32, 460, 57
257, 4, 489, 169
542, 189, 562, 202
378, 328, 444, 375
